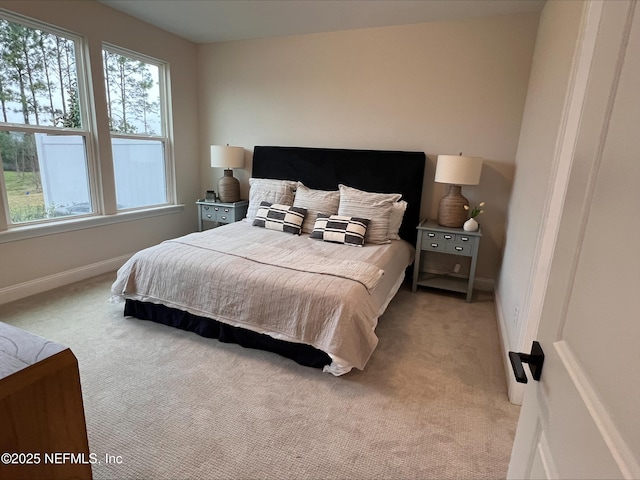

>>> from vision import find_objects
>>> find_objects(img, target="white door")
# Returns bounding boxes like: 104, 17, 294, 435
508, 1, 640, 478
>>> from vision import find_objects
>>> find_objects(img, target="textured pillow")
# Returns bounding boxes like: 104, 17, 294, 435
337, 184, 401, 244
246, 178, 297, 222
310, 213, 370, 247
388, 200, 408, 240
292, 182, 340, 234
253, 202, 307, 235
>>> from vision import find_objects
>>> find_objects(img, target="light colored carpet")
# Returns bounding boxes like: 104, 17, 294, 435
0, 273, 519, 479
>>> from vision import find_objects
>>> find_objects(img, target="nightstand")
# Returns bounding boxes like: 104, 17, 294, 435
412, 219, 482, 302
196, 200, 248, 231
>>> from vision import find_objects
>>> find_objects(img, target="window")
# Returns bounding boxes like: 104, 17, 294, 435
0, 11, 176, 238
102, 46, 169, 210
0, 15, 94, 224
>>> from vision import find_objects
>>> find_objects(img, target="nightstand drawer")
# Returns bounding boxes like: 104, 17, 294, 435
424, 231, 439, 240
456, 234, 475, 244
212, 205, 233, 222
202, 205, 237, 222
421, 235, 447, 252
197, 200, 248, 231
200, 204, 220, 222
446, 242, 473, 256
200, 204, 216, 221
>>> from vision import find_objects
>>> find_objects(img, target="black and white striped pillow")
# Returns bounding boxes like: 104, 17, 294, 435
253, 202, 307, 235
310, 213, 370, 247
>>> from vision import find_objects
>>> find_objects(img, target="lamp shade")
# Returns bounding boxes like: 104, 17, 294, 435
210, 145, 245, 169
434, 155, 483, 185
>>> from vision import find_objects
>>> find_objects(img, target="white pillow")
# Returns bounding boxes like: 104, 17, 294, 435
337, 184, 401, 244
388, 200, 408, 240
292, 182, 340, 234
246, 178, 297, 223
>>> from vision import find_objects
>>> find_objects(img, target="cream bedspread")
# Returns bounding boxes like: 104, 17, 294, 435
111, 221, 414, 375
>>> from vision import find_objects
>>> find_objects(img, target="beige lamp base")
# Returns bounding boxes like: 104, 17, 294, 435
437, 184, 469, 228
217, 169, 240, 203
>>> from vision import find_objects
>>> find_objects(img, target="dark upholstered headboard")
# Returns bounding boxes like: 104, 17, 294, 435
252, 146, 426, 245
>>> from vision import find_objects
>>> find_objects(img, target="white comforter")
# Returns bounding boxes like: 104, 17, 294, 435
111, 221, 414, 375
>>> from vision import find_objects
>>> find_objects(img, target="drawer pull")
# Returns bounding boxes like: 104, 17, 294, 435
455, 246, 463, 251
220, 215, 228, 221
203, 206, 210, 211
206, 214, 212, 219
461, 237, 469, 242
224, 208, 230, 213
428, 232, 436, 238
214, 207, 220, 212
431, 243, 438, 248
444, 234, 453, 240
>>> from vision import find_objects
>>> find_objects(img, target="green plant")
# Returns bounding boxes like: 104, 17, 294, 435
10, 204, 47, 223
464, 201, 485, 218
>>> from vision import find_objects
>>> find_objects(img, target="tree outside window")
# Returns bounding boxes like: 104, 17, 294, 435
0, 16, 91, 224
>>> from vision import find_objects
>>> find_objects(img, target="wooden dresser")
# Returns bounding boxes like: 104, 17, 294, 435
0, 322, 92, 480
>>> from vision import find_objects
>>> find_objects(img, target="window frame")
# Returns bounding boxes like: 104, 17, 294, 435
0, 11, 180, 243
101, 43, 176, 211
0, 11, 99, 227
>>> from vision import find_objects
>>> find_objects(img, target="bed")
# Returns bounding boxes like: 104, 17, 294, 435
111, 146, 425, 375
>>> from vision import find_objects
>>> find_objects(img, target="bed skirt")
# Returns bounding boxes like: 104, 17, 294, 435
124, 299, 332, 369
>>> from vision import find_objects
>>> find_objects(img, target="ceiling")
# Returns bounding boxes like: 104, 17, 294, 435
98, 0, 545, 44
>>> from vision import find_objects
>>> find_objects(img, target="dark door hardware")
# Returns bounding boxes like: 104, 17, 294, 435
509, 341, 544, 384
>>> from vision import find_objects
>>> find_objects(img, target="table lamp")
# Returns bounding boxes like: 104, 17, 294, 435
211, 145, 244, 203
434, 153, 483, 227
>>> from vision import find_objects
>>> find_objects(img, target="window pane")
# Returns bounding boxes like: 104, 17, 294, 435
102, 49, 162, 135
0, 19, 81, 128
112, 138, 166, 209
1, 131, 91, 223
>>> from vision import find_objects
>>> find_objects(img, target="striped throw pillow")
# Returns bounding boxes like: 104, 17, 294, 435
310, 213, 370, 247
253, 202, 307, 235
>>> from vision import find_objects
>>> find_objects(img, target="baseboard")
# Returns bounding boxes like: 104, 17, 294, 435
493, 288, 525, 405
0, 254, 132, 306
474, 276, 495, 292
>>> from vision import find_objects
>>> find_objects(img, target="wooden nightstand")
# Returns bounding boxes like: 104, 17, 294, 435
412, 219, 482, 302
196, 200, 248, 231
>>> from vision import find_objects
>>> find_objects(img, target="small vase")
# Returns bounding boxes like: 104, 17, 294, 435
463, 217, 478, 232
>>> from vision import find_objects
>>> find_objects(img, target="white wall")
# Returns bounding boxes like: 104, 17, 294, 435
197, 13, 539, 283
0, 1, 200, 296
495, 1, 586, 401
0, 6, 541, 301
